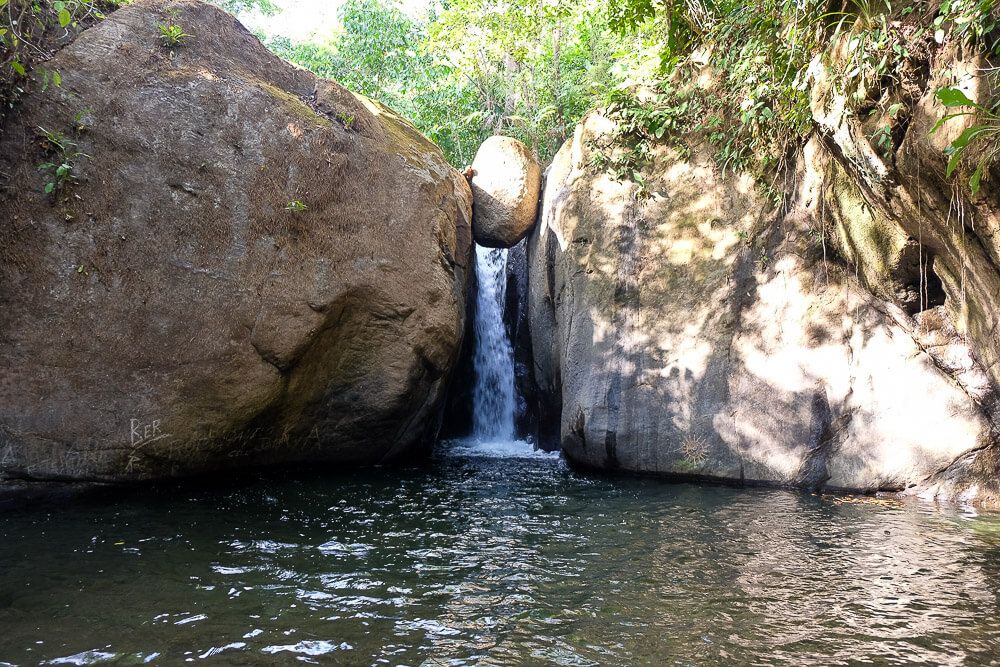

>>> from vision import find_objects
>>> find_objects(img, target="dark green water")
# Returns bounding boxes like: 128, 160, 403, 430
2, 443, 1000, 666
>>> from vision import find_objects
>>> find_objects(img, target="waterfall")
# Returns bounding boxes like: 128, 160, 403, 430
471, 244, 516, 442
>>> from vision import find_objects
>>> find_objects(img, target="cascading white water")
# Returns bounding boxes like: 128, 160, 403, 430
471, 244, 517, 442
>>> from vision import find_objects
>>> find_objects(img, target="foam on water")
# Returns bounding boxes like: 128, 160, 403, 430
443, 438, 561, 460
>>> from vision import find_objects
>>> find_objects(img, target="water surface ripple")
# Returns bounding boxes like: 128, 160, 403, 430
1, 446, 999, 665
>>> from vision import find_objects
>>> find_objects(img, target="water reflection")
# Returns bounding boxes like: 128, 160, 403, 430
0, 451, 998, 665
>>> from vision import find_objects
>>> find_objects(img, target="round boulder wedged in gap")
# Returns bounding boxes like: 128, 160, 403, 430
470, 136, 542, 248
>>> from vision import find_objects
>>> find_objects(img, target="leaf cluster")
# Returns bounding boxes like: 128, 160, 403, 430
931, 86, 1000, 194
35, 123, 88, 197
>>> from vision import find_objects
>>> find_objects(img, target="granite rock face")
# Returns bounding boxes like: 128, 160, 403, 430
528, 107, 1000, 504
470, 136, 542, 248
0, 0, 473, 482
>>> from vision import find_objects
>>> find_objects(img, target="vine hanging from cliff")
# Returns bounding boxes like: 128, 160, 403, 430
595, 0, 1000, 197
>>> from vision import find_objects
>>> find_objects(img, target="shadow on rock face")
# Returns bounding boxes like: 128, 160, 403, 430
523, 110, 1000, 505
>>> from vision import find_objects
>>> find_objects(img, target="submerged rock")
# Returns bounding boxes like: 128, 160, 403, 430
528, 108, 1000, 505
469, 136, 542, 248
0, 0, 473, 483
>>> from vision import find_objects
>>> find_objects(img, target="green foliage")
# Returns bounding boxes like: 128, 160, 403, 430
594, 0, 1000, 198
584, 0, 824, 192
608, 0, 655, 34
827, 4, 906, 106
3, 0, 998, 198
157, 22, 191, 47
1, 1, 110, 85
36, 124, 88, 197
934, 0, 999, 55
210, 0, 278, 15
335, 111, 355, 129
587, 86, 698, 194
926, 0, 1000, 196
930, 86, 1000, 195
285, 199, 307, 212
256, 0, 644, 166
1, 0, 118, 131
262, 0, 485, 165
871, 102, 904, 157
37, 124, 69, 152
72, 106, 93, 131
426, 0, 645, 162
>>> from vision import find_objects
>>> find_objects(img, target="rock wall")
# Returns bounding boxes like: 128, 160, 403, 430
810, 44, 1000, 392
504, 239, 543, 441
528, 75, 1000, 504
0, 0, 473, 483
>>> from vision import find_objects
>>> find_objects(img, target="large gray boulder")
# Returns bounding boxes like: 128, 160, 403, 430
528, 110, 1000, 505
0, 0, 473, 483
470, 136, 542, 248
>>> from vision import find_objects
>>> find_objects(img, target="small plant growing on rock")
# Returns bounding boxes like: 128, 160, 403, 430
336, 112, 355, 129
36, 125, 88, 198
37, 126, 70, 153
931, 86, 1000, 195
872, 124, 893, 155
72, 107, 94, 133
38, 160, 76, 195
285, 199, 307, 212
158, 23, 192, 47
